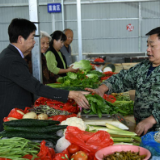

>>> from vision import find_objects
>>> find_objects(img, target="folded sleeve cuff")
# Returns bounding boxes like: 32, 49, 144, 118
101, 82, 113, 95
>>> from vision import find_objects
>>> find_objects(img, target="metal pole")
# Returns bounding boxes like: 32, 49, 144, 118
29, 0, 42, 83
77, 0, 83, 61
139, 2, 142, 52
51, 0, 56, 32
61, 0, 65, 30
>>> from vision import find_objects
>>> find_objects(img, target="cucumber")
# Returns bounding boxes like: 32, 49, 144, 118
4, 124, 68, 133
3, 119, 60, 127
0, 130, 59, 140
103, 64, 116, 72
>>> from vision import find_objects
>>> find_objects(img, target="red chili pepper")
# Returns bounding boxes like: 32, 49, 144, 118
101, 76, 111, 80
103, 94, 116, 103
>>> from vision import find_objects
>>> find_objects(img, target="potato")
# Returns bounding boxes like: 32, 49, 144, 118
37, 113, 48, 120
23, 112, 38, 119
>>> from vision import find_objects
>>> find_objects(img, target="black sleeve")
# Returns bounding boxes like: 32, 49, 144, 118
9, 59, 69, 103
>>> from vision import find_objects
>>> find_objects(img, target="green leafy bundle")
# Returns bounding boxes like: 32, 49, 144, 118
83, 94, 134, 118
47, 71, 101, 91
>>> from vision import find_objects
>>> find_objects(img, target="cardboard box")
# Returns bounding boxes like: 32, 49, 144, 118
129, 90, 135, 101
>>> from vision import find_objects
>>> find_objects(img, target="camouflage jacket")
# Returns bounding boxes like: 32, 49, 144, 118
102, 60, 160, 130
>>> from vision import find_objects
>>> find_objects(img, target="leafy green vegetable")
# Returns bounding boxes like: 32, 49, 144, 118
72, 60, 92, 71
83, 94, 134, 117
67, 72, 77, 79
57, 77, 64, 83
87, 70, 104, 77
86, 73, 99, 79
47, 71, 101, 91
111, 101, 134, 116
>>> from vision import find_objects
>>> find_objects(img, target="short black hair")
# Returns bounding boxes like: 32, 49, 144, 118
50, 30, 67, 47
8, 18, 36, 43
146, 27, 160, 39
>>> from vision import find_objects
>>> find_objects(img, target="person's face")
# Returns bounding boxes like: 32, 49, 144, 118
64, 30, 73, 46
147, 34, 160, 66
21, 31, 35, 55
41, 37, 50, 53
53, 39, 64, 51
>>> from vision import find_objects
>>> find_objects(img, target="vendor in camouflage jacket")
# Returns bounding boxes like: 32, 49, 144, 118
86, 27, 160, 136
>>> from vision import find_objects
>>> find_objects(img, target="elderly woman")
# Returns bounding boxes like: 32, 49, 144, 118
25, 31, 55, 84
45, 30, 78, 80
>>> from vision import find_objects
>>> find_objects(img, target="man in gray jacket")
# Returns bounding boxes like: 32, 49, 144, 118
60, 29, 73, 66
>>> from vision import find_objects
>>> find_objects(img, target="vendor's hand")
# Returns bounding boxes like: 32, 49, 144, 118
68, 91, 90, 109
135, 115, 156, 136
68, 66, 79, 73
85, 84, 109, 97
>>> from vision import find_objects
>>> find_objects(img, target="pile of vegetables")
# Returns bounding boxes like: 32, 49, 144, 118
72, 60, 92, 71
1, 119, 67, 145
60, 117, 86, 131
83, 94, 134, 118
0, 137, 40, 160
87, 123, 141, 146
29, 105, 71, 117
47, 59, 112, 91
0, 138, 57, 160
34, 97, 79, 114
47, 71, 102, 91
102, 151, 146, 160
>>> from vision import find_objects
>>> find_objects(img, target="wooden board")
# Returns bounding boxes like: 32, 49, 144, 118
114, 63, 123, 73
122, 63, 138, 70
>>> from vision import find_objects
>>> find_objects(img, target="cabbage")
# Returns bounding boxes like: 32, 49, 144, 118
86, 73, 99, 79
72, 60, 92, 71
67, 72, 77, 79
57, 77, 64, 83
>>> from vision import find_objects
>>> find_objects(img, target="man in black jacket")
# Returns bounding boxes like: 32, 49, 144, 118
0, 18, 89, 131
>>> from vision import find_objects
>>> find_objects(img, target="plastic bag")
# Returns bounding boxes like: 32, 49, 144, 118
37, 140, 55, 159
3, 107, 31, 122
23, 140, 55, 160
65, 126, 114, 160
8, 108, 24, 119
140, 131, 160, 156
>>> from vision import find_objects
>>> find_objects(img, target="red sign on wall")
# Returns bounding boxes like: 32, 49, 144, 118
126, 24, 134, 32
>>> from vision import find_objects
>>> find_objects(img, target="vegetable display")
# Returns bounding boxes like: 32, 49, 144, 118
29, 105, 71, 117
72, 60, 92, 71
47, 71, 101, 91
60, 117, 86, 131
102, 151, 146, 160
3, 124, 67, 133
83, 94, 134, 118
3, 118, 60, 127
1, 119, 67, 145
0, 137, 40, 160
87, 123, 141, 146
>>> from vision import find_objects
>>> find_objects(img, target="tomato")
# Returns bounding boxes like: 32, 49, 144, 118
68, 144, 80, 154
71, 151, 88, 160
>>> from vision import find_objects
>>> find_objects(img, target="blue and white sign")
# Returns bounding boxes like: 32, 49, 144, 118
47, 3, 61, 13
